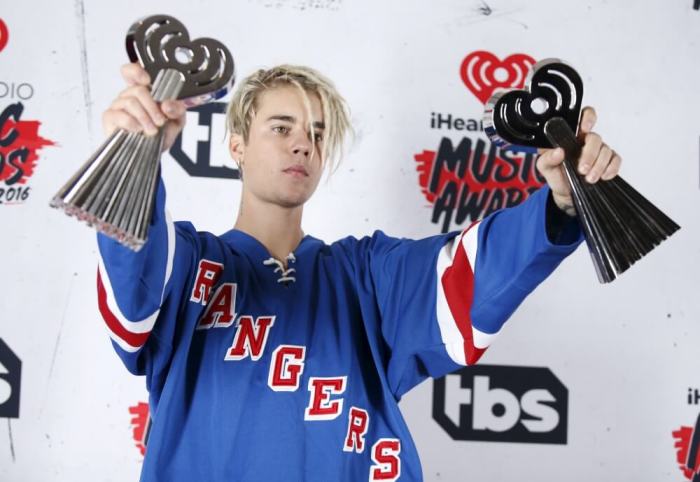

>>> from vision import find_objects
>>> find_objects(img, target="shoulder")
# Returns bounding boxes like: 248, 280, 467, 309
171, 221, 238, 261
328, 230, 394, 255
328, 230, 458, 260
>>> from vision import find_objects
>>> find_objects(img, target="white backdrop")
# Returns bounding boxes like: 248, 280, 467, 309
0, 1, 699, 480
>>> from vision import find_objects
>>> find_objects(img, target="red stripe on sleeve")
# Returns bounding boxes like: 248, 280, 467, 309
440, 236, 485, 365
97, 269, 150, 349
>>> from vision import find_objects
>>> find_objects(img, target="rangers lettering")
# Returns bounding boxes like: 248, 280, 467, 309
304, 376, 347, 421
370, 438, 401, 481
343, 406, 369, 453
225, 316, 275, 361
190, 259, 224, 305
196, 283, 237, 329
268, 345, 306, 392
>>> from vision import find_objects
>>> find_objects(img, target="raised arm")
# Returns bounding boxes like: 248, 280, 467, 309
364, 108, 622, 398
96, 64, 191, 374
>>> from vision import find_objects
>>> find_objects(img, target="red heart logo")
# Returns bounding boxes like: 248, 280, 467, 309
460, 51, 536, 104
0, 19, 8, 54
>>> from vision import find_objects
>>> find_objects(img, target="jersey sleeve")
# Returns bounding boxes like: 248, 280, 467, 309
96, 176, 197, 384
366, 185, 583, 398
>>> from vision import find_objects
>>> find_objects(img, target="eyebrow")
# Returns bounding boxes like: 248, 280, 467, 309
266, 115, 325, 129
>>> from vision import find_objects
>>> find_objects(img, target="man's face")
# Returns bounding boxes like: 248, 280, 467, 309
231, 85, 325, 209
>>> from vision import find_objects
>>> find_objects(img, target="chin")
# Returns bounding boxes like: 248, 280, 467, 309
276, 190, 313, 208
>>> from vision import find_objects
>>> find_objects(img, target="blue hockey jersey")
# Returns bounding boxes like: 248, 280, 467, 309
96, 178, 582, 481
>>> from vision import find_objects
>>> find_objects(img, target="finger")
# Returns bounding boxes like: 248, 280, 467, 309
578, 106, 597, 135
120, 63, 151, 87
162, 115, 187, 152
537, 147, 565, 169
118, 85, 166, 127
577, 132, 602, 176
585, 144, 613, 183
161, 100, 186, 120
172, 112, 186, 130
102, 108, 142, 136
601, 152, 622, 181
111, 97, 158, 135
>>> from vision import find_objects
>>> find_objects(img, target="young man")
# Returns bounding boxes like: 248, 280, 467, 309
98, 63, 620, 481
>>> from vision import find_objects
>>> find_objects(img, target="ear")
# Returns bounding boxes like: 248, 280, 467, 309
229, 133, 245, 162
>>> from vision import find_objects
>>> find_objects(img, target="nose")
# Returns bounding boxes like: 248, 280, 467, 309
292, 145, 309, 157
291, 131, 312, 159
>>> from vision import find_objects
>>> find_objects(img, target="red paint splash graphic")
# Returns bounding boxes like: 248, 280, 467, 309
673, 426, 700, 480
129, 401, 151, 456
0, 19, 8, 54
415, 150, 440, 204
0, 118, 55, 185
414, 148, 543, 205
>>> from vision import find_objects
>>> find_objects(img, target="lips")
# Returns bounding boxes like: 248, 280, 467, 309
283, 165, 309, 177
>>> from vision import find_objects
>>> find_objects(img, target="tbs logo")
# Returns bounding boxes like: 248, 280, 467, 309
0, 339, 21, 418
433, 365, 568, 444
169, 102, 240, 180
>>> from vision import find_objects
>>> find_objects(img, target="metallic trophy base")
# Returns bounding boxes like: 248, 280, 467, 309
50, 69, 184, 251
545, 118, 680, 283
50, 15, 235, 251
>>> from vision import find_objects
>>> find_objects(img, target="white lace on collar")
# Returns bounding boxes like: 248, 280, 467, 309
263, 253, 297, 284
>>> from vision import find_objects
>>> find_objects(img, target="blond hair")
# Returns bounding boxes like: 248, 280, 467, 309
226, 65, 352, 173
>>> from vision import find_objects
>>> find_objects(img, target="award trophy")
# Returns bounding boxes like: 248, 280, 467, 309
51, 15, 235, 251
484, 59, 679, 283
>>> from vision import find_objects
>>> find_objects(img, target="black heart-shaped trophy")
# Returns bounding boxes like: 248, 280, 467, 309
484, 59, 679, 283
51, 15, 235, 250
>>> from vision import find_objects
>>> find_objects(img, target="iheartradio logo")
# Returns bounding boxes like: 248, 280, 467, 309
459, 51, 535, 105
413, 50, 544, 233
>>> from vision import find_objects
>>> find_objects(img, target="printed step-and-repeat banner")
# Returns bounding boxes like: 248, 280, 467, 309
1, 1, 699, 481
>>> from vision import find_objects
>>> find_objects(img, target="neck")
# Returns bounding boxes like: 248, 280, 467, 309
234, 190, 305, 264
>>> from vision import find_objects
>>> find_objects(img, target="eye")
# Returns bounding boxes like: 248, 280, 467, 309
312, 132, 324, 143
272, 125, 290, 135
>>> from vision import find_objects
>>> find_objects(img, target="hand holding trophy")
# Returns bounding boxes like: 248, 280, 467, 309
51, 15, 235, 251
484, 60, 679, 283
